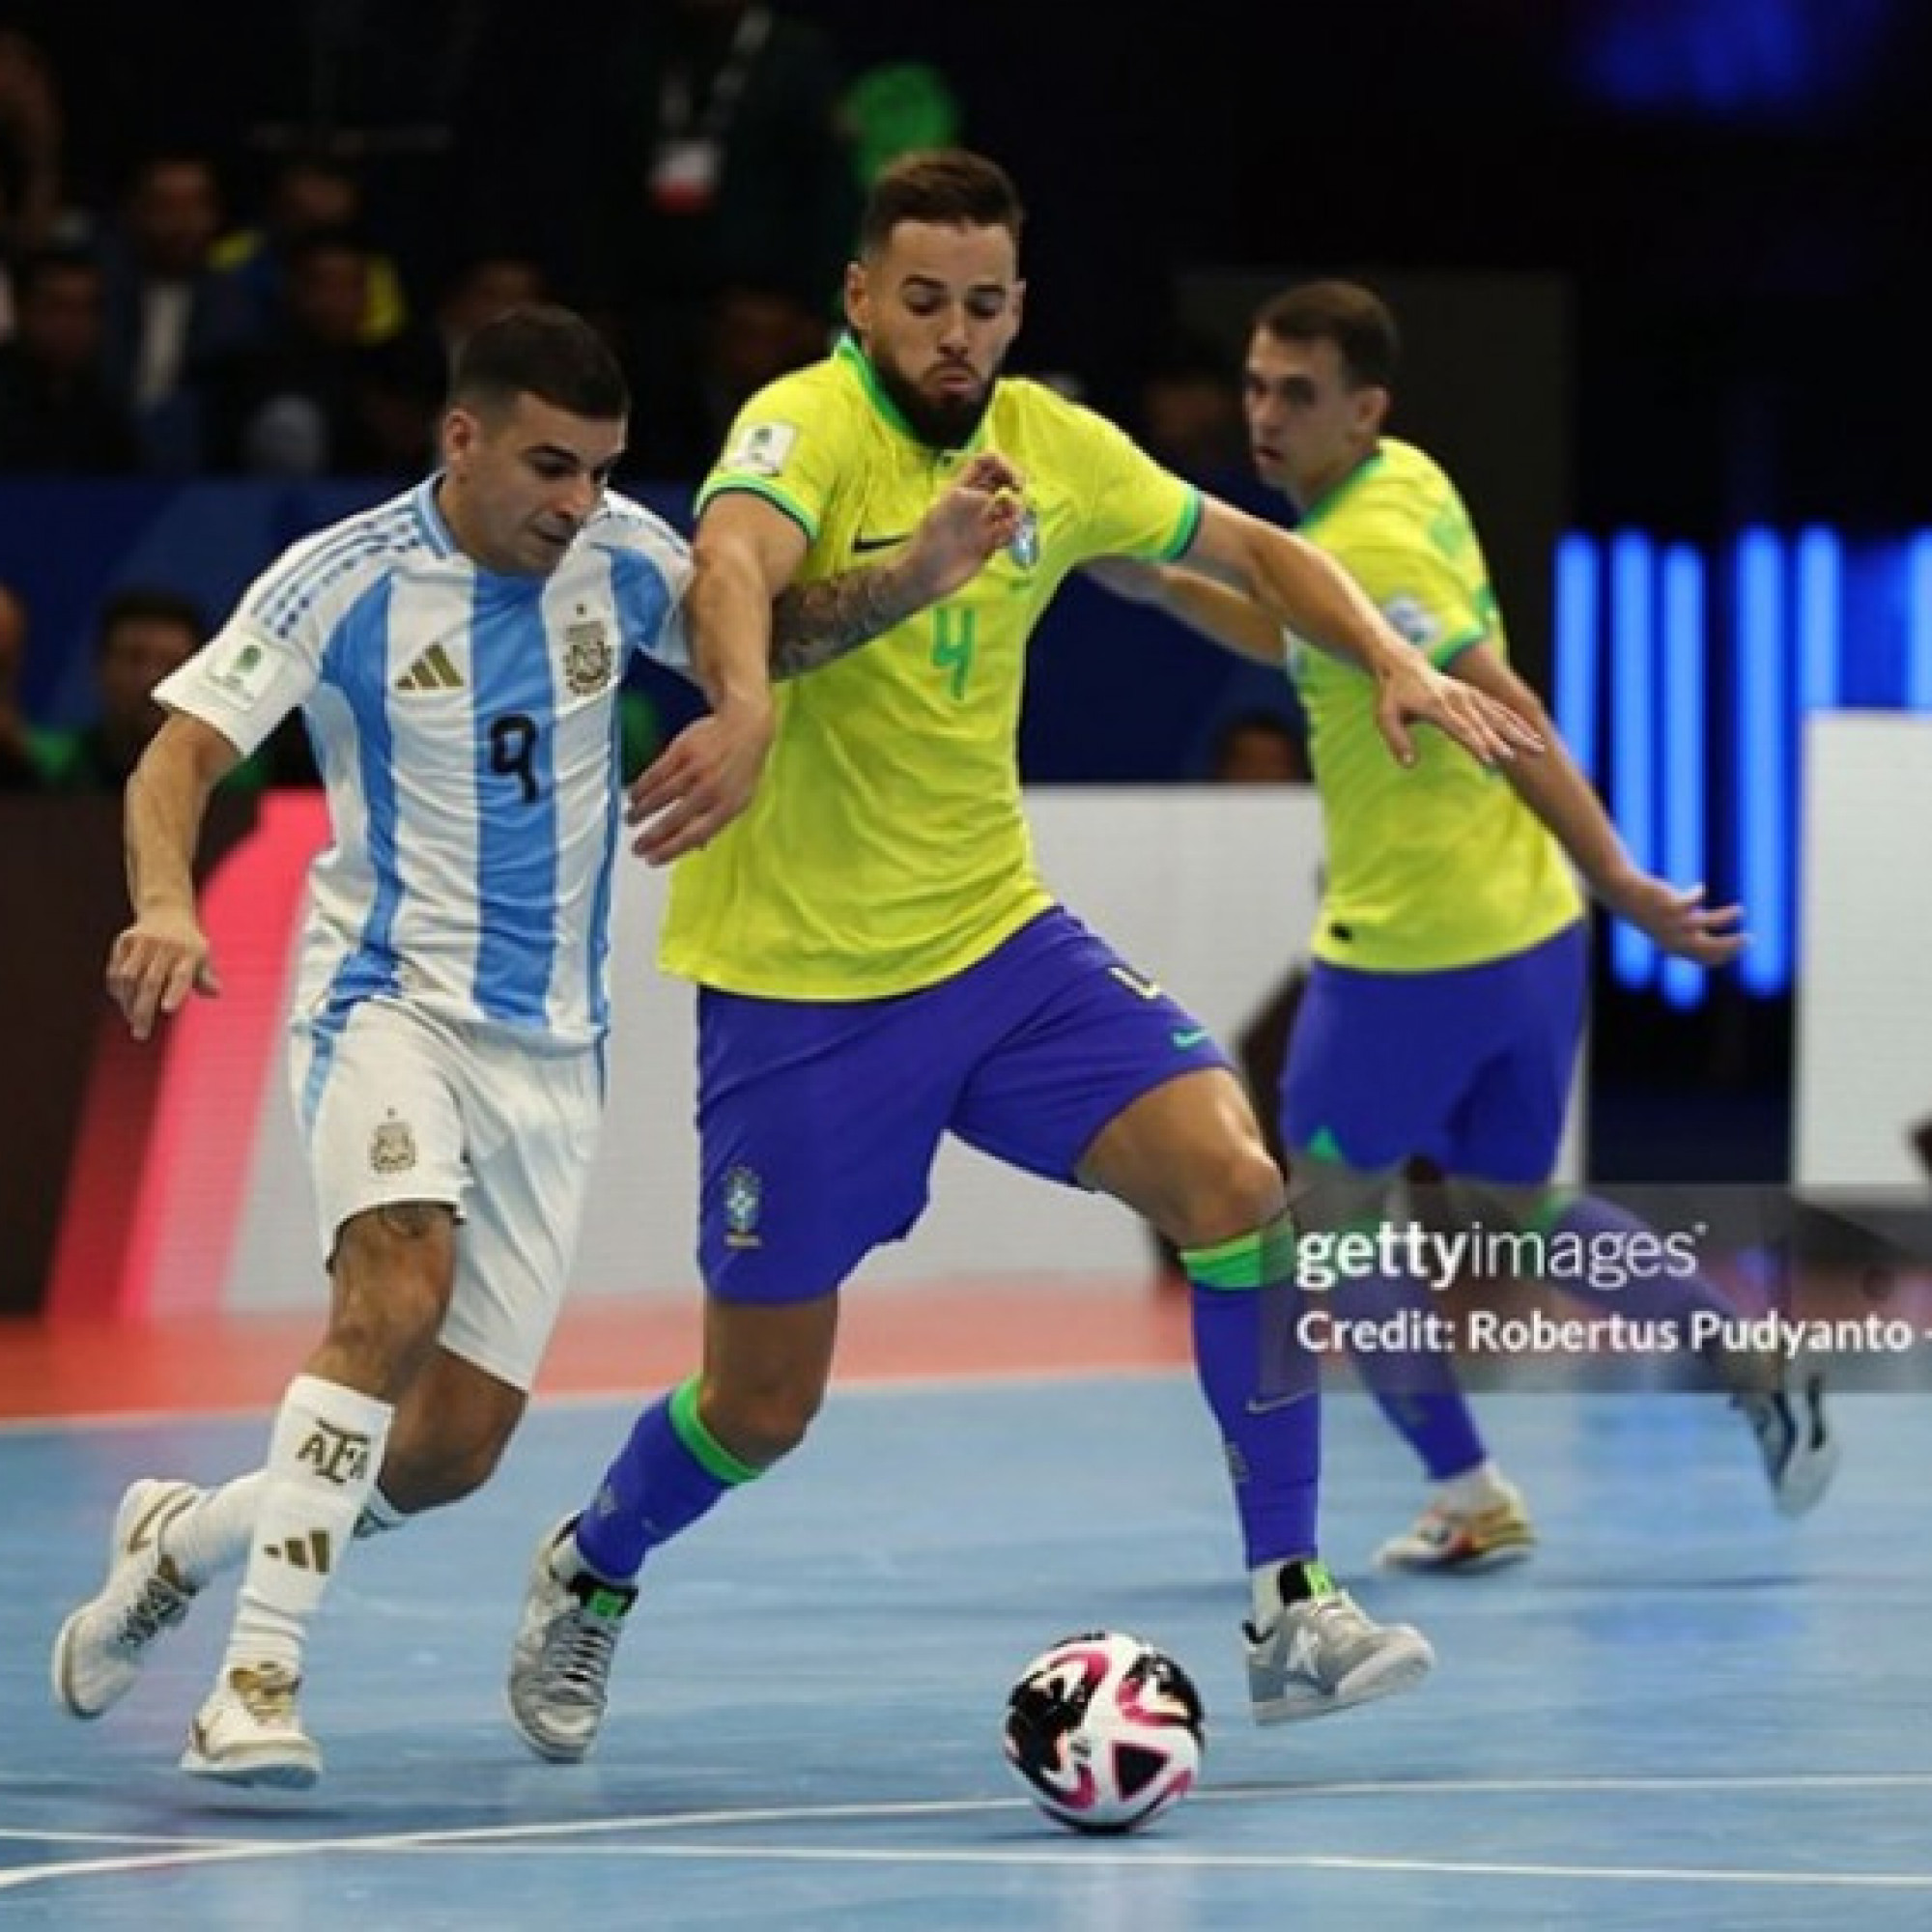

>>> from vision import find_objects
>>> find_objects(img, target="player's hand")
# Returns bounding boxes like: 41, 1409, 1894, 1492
901, 451, 1028, 603
1373, 654, 1545, 768
1602, 873, 1747, 965
626, 698, 777, 866
105, 907, 220, 1041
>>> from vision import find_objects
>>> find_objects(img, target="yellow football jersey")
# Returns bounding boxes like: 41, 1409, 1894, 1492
662, 337, 1201, 998
1290, 438, 1583, 970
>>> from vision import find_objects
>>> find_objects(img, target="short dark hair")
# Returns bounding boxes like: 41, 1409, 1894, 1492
447, 303, 629, 421
95, 586, 207, 654
858, 148, 1024, 257
1253, 280, 1400, 391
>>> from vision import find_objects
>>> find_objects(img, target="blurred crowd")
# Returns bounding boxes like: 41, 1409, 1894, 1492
0, 1, 1270, 793
0, 0, 980, 787
0, 4, 937, 483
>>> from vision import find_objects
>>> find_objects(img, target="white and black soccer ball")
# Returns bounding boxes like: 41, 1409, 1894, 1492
1001, 1629, 1205, 1833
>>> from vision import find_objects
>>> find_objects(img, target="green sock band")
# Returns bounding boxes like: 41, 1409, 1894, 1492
1179, 1212, 1294, 1291
1521, 1189, 1575, 1239
668, 1376, 761, 1486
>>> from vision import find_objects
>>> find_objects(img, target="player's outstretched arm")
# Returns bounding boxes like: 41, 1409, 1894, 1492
769, 452, 1025, 677
1182, 497, 1544, 769
1451, 642, 1747, 966
1083, 556, 1287, 666
629, 494, 790, 865
107, 711, 240, 1040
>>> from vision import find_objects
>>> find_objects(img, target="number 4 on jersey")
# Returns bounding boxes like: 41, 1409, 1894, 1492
931, 607, 977, 699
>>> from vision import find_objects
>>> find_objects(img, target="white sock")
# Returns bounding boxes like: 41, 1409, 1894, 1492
219, 1375, 393, 1679
1435, 1460, 1510, 1515
163, 1472, 269, 1589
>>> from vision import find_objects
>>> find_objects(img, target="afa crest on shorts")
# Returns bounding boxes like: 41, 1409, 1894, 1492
369, 1115, 417, 1175
562, 617, 614, 697
723, 1164, 763, 1249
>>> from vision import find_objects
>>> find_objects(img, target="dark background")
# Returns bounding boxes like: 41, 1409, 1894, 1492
7, 0, 1926, 1188
10, 0, 1928, 536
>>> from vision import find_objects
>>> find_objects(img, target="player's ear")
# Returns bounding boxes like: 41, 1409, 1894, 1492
1010, 278, 1027, 330
440, 403, 480, 469
842, 261, 868, 334
1355, 384, 1392, 437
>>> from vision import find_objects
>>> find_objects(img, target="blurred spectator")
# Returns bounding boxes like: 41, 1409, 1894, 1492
435, 252, 547, 359
840, 61, 961, 188
202, 226, 440, 476
0, 27, 66, 334
631, 278, 826, 477
0, 246, 140, 472
34, 585, 204, 789
599, 0, 858, 475
95, 152, 258, 471
1208, 707, 1310, 784
0, 579, 42, 789
1135, 336, 1248, 482
213, 151, 408, 346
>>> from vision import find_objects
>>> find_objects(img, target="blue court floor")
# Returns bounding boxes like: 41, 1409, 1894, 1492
2, 1375, 1925, 1929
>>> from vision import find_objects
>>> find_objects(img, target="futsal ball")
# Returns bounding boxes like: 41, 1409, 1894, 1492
1001, 1630, 1205, 1833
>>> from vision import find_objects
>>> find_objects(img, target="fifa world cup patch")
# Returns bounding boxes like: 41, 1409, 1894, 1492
723, 1164, 764, 1248
1379, 593, 1442, 649
369, 1114, 417, 1175
209, 636, 275, 709
721, 419, 799, 477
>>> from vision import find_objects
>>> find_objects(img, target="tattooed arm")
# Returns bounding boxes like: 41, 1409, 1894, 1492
769, 452, 1024, 677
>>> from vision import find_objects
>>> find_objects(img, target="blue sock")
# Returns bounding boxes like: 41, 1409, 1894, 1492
1183, 1215, 1321, 1569
1543, 1193, 1737, 1339
1333, 1266, 1490, 1481
573, 1378, 760, 1582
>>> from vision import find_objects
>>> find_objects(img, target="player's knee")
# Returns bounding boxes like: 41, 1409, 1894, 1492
703, 1379, 823, 1469
1165, 1141, 1287, 1250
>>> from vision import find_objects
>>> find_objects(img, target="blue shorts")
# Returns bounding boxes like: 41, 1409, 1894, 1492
696, 907, 1232, 1302
1280, 922, 1587, 1185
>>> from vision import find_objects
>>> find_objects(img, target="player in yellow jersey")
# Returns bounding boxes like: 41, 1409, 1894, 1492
1093, 278, 1838, 1571
506, 155, 1547, 1762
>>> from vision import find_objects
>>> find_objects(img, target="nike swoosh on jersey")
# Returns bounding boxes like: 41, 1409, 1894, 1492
851, 531, 911, 553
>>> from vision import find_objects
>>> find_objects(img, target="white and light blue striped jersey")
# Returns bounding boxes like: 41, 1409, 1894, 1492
156, 478, 693, 1050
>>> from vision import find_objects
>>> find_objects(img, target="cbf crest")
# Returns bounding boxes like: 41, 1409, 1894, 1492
1006, 504, 1041, 570
369, 1114, 417, 1176
723, 1164, 763, 1249
563, 616, 615, 696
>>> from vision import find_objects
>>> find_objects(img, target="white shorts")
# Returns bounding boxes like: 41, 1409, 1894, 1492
292, 998, 603, 1391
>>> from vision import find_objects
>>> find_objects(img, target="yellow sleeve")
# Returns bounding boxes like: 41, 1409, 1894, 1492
1323, 534, 1489, 667
1062, 405, 1202, 563
695, 373, 851, 542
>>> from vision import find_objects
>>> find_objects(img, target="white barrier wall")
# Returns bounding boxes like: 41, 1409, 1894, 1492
1797, 714, 1932, 1189
222, 790, 1328, 1307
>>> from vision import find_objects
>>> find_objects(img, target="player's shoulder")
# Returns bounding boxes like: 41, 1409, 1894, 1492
242, 485, 444, 641
994, 374, 1114, 440
738, 354, 857, 436
586, 489, 692, 573
990, 377, 1157, 482
1317, 441, 1456, 546
1375, 437, 1461, 498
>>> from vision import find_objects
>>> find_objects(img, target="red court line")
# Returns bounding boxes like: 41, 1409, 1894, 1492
0, 1278, 1193, 1422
